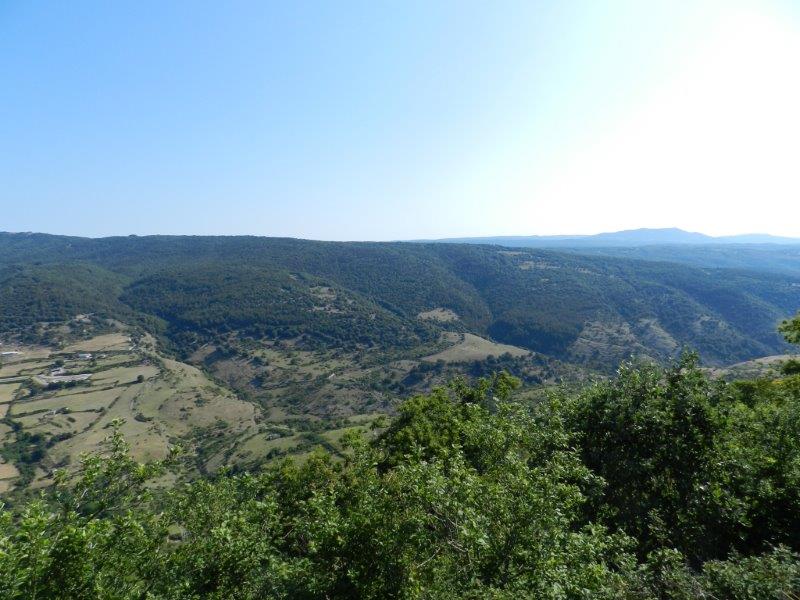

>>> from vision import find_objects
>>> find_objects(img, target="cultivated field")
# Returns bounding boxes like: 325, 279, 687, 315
0, 383, 19, 403
2, 319, 574, 497
423, 333, 530, 363
63, 333, 133, 353
0, 328, 261, 494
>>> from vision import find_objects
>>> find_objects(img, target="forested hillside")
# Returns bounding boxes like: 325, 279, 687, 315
1, 232, 797, 370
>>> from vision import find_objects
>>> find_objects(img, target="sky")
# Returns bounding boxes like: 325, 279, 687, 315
1, 0, 799, 240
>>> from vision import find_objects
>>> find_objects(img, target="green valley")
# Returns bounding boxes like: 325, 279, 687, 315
1, 233, 797, 499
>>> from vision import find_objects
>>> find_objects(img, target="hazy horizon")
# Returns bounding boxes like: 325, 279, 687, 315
3, 225, 800, 244
3, 1, 800, 240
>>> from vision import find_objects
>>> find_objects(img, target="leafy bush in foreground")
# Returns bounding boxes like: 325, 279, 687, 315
2, 364, 800, 598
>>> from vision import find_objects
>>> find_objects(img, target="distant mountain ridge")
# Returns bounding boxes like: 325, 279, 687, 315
424, 227, 800, 248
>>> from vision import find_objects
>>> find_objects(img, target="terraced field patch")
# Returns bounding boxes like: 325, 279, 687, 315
64, 333, 132, 352
92, 365, 159, 385
0, 330, 268, 494
0, 383, 19, 403
11, 387, 123, 416
0, 461, 20, 494
0, 360, 52, 379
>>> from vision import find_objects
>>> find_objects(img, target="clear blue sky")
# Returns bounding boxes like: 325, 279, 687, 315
2, 1, 799, 240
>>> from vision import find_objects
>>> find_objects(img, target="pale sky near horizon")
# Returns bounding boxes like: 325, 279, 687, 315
1, 1, 799, 240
